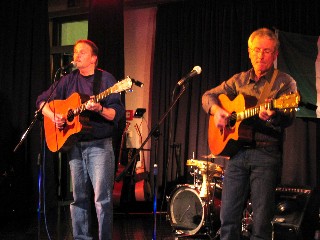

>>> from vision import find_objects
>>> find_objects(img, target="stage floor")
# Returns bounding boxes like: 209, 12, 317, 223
0, 201, 220, 240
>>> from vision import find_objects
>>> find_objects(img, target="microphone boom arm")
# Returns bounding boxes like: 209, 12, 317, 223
115, 84, 188, 182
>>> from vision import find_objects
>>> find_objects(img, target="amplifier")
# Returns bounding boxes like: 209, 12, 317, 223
272, 187, 312, 240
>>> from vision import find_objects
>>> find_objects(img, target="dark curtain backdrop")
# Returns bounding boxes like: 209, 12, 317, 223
151, 0, 320, 205
1, 0, 319, 219
88, 0, 126, 181
88, 0, 124, 81
0, 0, 50, 216
0, 0, 125, 218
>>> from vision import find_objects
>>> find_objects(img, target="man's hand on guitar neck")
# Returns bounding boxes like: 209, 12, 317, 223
85, 97, 116, 121
85, 99, 103, 113
210, 104, 230, 129
259, 99, 276, 122
259, 106, 275, 121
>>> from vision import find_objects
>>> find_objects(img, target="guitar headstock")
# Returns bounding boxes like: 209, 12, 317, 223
273, 92, 300, 111
113, 76, 133, 93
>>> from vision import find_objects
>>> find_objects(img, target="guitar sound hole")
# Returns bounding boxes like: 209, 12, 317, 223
67, 109, 74, 122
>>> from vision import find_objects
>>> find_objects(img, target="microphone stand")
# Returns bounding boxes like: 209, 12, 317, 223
13, 67, 66, 152
13, 67, 66, 239
115, 81, 190, 240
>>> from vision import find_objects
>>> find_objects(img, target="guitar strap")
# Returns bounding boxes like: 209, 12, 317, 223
93, 69, 103, 95
248, 69, 279, 145
256, 69, 278, 106
77, 69, 103, 141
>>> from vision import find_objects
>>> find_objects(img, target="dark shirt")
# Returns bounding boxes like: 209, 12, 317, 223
202, 67, 297, 142
36, 69, 125, 141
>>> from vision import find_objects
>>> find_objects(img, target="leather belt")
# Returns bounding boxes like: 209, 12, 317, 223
254, 141, 280, 148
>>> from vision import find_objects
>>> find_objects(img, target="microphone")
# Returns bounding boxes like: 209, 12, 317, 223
61, 61, 77, 70
132, 79, 144, 88
177, 66, 202, 86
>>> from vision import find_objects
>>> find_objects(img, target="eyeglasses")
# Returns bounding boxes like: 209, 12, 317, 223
249, 47, 275, 55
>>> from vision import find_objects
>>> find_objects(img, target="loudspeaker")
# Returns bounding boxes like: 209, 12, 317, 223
272, 186, 312, 240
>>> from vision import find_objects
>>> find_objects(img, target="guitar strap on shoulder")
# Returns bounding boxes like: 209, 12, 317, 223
256, 69, 278, 106
93, 69, 103, 95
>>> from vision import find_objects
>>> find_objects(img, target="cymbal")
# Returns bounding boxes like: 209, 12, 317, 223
186, 159, 223, 173
201, 153, 230, 160
186, 159, 205, 167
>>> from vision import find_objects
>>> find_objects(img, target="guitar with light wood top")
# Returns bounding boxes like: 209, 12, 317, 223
113, 121, 130, 207
44, 77, 132, 152
134, 123, 151, 202
208, 92, 300, 157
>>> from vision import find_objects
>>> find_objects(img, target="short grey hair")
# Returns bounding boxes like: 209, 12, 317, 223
248, 28, 279, 51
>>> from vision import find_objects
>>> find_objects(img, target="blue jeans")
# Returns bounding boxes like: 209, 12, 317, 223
68, 138, 115, 240
220, 146, 281, 240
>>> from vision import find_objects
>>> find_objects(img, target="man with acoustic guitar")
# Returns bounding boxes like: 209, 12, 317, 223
202, 28, 297, 240
36, 39, 125, 240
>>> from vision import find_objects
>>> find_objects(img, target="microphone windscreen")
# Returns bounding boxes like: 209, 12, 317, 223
193, 66, 202, 74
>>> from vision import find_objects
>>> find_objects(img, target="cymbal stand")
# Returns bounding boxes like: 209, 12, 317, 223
200, 159, 220, 238
201, 168, 215, 238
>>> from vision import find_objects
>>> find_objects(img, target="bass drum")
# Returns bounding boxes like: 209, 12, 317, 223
168, 185, 205, 236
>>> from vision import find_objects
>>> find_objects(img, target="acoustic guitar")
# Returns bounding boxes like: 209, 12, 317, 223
208, 92, 300, 157
134, 123, 151, 202
43, 77, 132, 152
113, 122, 130, 207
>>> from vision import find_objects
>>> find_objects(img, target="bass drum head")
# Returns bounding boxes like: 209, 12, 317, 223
169, 185, 204, 235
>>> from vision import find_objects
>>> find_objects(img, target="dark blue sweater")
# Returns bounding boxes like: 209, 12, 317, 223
36, 69, 125, 141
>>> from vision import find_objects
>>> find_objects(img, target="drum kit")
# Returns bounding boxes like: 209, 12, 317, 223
167, 155, 227, 239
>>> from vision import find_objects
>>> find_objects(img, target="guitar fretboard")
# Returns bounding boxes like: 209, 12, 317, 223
237, 103, 272, 121
71, 77, 132, 117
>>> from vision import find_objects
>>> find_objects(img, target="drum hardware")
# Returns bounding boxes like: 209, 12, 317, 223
187, 159, 224, 198
201, 154, 230, 170
179, 158, 256, 239
186, 159, 224, 177
199, 173, 209, 198
186, 159, 218, 172
189, 166, 202, 190
167, 159, 225, 238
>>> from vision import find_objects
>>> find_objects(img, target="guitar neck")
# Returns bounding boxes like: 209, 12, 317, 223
236, 92, 300, 122
71, 77, 132, 118
237, 102, 272, 121
72, 88, 114, 116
